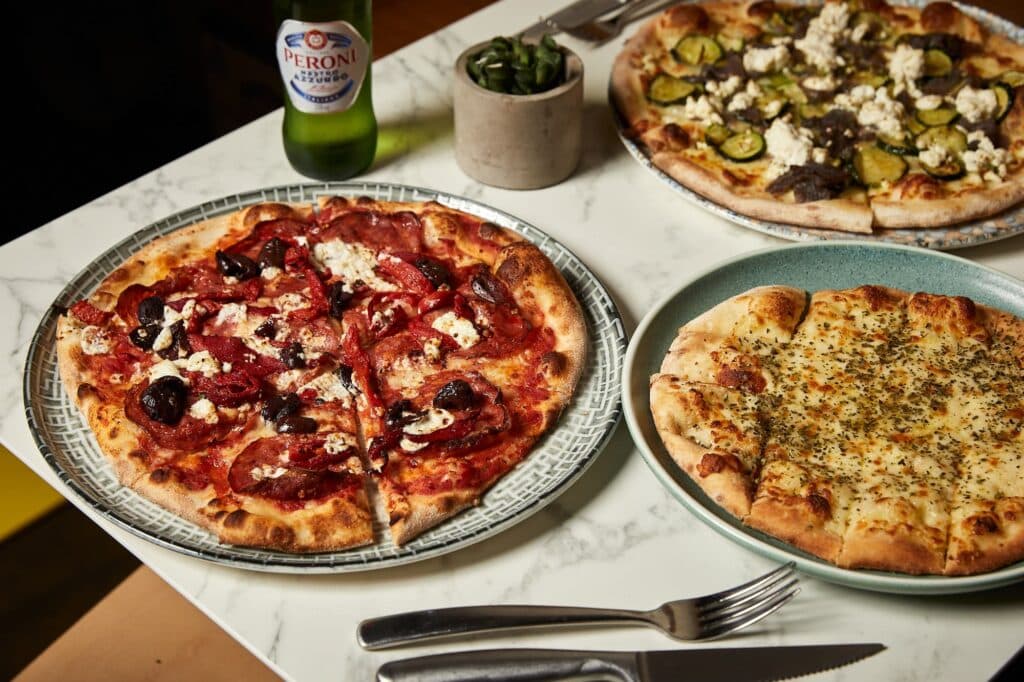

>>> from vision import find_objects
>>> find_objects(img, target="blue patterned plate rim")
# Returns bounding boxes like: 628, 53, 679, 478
24, 181, 627, 573
623, 240, 1024, 594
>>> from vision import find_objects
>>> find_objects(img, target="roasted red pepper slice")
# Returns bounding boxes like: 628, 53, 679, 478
376, 253, 433, 295
193, 369, 262, 407
69, 300, 112, 326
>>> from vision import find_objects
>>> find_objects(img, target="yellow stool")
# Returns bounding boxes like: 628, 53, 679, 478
0, 447, 64, 541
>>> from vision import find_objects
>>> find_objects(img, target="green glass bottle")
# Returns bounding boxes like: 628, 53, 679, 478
274, 0, 377, 180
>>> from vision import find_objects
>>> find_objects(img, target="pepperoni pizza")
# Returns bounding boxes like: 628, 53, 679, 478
56, 197, 586, 552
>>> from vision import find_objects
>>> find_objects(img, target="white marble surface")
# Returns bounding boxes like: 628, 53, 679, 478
3, 1, 1023, 680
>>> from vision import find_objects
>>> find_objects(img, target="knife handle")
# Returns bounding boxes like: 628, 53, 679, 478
358, 605, 641, 650
376, 648, 638, 682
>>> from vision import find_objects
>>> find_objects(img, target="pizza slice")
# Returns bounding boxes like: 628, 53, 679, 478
836, 434, 957, 574
660, 285, 806, 393
649, 375, 764, 517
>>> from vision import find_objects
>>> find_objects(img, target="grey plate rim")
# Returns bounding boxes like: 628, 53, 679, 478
622, 240, 1024, 595
24, 181, 627, 574
608, 0, 1024, 251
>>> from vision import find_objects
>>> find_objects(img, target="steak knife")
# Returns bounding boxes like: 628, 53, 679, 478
376, 643, 886, 682
520, 0, 629, 40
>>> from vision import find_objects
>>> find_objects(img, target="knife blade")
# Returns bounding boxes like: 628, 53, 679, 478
520, 0, 628, 40
376, 643, 886, 682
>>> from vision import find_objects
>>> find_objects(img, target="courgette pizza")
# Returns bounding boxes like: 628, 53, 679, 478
612, 0, 1024, 233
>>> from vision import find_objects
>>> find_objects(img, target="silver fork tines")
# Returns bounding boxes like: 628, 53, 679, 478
357, 562, 799, 650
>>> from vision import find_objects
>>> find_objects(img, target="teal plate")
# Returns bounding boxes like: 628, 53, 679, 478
623, 242, 1024, 594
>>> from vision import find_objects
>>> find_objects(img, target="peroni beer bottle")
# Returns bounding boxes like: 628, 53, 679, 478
274, 0, 377, 179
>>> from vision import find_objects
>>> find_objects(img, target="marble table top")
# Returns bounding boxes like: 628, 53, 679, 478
2, 1, 1022, 679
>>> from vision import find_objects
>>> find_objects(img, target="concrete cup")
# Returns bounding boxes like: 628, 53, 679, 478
454, 41, 584, 190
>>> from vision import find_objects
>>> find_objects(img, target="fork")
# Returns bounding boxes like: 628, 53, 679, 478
563, 0, 680, 45
357, 562, 798, 650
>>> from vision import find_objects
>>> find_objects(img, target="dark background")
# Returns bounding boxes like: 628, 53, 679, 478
9, 3, 281, 239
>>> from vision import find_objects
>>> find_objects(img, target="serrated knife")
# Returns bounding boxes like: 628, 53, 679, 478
376, 643, 886, 682
520, 0, 629, 40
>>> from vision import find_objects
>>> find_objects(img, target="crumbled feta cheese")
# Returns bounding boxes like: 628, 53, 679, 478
275, 293, 307, 313
856, 88, 906, 140
400, 437, 429, 452
745, 79, 763, 98
887, 44, 924, 96
261, 266, 282, 281
189, 398, 219, 424
180, 350, 222, 378
163, 300, 195, 327
149, 359, 186, 383
802, 74, 837, 91
963, 131, 1010, 180
241, 335, 280, 358
423, 337, 442, 361
403, 408, 455, 435
706, 75, 742, 98
794, 1, 849, 71
762, 98, 785, 119
743, 44, 789, 74
152, 325, 175, 352
311, 240, 398, 292
682, 95, 723, 125
765, 118, 814, 176
955, 86, 998, 123
223, 276, 239, 285
215, 302, 247, 327
250, 464, 288, 482
850, 21, 870, 43
728, 91, 755, 112
812, 147, 829, 164
324, 432, 358, 454
431, 311, 480, 349
299, 371, 356, 405
915, 94, 943, 111
918, 145, 950, 168
80, 326, 112, 355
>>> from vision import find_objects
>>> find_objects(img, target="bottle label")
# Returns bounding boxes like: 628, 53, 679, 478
276, 19, 368, 114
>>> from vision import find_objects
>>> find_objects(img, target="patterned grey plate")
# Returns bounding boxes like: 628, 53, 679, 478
610, 0, 1024, 250
24, 182, 626, 573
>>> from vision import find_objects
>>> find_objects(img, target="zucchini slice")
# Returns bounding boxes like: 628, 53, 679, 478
923, 49, 953, 78
718, 129, 766, 162
672, 36, 723, 65
647, 73, 698, 105
797, 102, 827, 120
705, 123, 732, 147
906, 116, 928, 135
758, 95, 789, 122
764, 12, 790, 35
993, 83, 1014, 122
716, 33, 744, 52
850, 10, 889, 41
995, 70, 1024, 88
916, 106, 959, 127
853, 145, 908, 186
851, 71, 890, 88
914, 126, 968, 154
877, 133, 916, 156
922, 158, 966, 180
